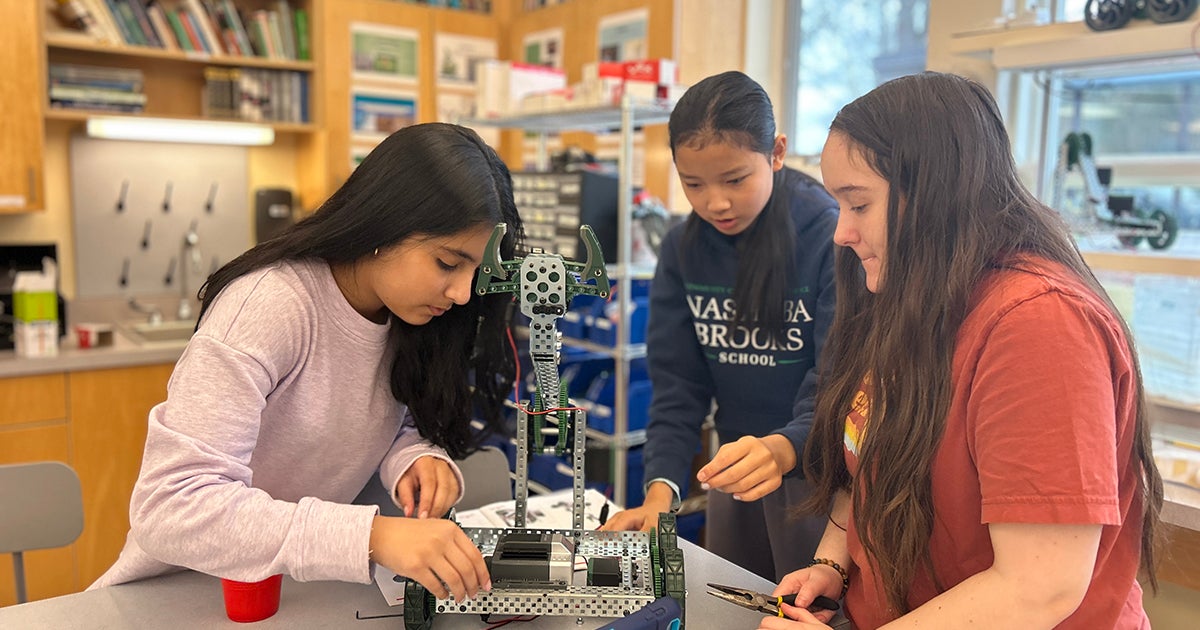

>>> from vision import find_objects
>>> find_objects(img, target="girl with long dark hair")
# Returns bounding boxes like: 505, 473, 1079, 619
767, 73, 1162, 629
91, 123, 523, 604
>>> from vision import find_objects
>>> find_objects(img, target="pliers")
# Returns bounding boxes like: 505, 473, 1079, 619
706, 583, 840, 618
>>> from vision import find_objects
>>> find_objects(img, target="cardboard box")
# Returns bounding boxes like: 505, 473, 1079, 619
623, 59, 677, 85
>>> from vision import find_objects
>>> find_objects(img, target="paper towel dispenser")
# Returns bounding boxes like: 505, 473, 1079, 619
254, 188, 294, 244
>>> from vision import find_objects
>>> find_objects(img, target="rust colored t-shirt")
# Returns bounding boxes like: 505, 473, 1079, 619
842, 257, 1149, 629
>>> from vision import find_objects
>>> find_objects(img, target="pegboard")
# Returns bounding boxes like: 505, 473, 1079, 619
70, 136, 252, 298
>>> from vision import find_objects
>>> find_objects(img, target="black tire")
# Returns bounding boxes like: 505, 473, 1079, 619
1085, 0, 1136, 30
1117, 233, 1144, 248
403, 581, 435, 630
1116, 207, 1145, 248
1146, 0, 1198, 23
1147, 209, 1179, 250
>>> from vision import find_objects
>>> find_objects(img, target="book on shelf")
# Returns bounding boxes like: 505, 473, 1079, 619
144, 4, 178, 50
49, 62, 146, 112
203, 66, 308, 123
55, 0, 311, 61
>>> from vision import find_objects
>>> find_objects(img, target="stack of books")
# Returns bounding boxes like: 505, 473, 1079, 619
48, 63, 146, 113
203, 67, 309, 123
66, 0, 310, 60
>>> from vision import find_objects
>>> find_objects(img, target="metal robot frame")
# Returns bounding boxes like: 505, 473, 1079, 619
403, 223, 685, 630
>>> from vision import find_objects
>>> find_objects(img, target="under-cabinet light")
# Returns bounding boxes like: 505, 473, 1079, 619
86, 117, 275, 146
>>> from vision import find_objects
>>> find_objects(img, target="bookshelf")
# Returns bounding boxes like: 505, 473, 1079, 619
42, 0, 316, 128
45, 33, 315, 71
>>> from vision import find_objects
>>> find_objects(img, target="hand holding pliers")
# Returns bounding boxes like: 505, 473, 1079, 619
706, 582, 840, 618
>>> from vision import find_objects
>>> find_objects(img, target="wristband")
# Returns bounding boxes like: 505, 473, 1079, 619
809, 557, 849, 599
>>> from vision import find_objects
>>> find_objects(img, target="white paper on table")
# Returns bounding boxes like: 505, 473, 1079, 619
456, 488, 620, 530
373, 562, 406, 606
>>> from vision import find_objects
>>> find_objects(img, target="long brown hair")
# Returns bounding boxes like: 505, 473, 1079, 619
799, 72, 1163, 613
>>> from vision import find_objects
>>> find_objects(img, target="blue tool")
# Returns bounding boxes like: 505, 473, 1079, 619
594, 596, 682, 630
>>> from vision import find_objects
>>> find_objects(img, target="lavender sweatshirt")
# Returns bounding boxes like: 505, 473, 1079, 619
90, 259, 462, 588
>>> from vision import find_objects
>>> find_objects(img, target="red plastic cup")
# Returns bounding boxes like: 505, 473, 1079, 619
221, 574, 282, 623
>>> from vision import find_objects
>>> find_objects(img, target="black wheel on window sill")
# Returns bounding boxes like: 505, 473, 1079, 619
1117, 233, 1145, 249
1147, 209, 1179, 250
1085, 0, 1137, 30
1146, 0, 1198, 23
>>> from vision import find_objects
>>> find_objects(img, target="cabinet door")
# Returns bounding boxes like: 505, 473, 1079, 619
0, 0, 45, 212
0, 423, 74, 606
69, 363, 174, 588
0, 373, 67, 426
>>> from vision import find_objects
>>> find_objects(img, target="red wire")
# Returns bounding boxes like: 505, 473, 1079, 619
525, 405, 585, 415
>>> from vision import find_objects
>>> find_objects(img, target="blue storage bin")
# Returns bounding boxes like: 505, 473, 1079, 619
624, 446, 645, 508
586, 379, 652, 434
587, 296, 649, 346
528, 453, 574, 492
580, 444, 645, 510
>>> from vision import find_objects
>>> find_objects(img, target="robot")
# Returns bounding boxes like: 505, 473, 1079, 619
1051, 131, 1178, 250
1083, 0, 1197, 31
403, 223, 686, 630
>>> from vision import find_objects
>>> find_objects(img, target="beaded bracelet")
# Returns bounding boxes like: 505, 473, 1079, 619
810, 558, 850, 599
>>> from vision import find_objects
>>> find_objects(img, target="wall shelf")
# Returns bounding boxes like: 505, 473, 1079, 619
45, 34, 315, 72
464, 99, 673, 134
949, 17, 1200, 70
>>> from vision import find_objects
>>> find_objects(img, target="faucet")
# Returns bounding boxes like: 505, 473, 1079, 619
128, 297, 163, 326
178, 220, 201, 321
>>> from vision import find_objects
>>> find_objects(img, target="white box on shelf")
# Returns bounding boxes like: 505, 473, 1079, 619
473, 60, 567, 118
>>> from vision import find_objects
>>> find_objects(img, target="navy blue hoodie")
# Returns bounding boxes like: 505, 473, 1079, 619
642, 166, 838, 493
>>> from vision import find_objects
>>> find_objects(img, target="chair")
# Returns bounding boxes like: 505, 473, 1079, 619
0, 461, 84, 604
352, 447, 514, 517
454, 446, 513, 512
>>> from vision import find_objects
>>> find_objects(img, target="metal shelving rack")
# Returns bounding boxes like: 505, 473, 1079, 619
467, 95, 673, 506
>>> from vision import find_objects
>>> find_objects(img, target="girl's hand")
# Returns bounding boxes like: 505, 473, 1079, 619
774, 567, 842, 624
599, 483, 675, 533
757, 605, 831, 628
369, 515, 490, 602
395, 456, 460, 519
599, 503, 659, 532
696, 435, 794, 501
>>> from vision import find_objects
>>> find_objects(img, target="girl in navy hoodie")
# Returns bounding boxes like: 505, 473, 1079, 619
601, 71, 838, 581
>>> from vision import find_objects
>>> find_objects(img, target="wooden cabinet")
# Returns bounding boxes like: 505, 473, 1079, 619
0, 0, 46, 213
0, 363, 173, 604
0, 373, 66, 427
0, 376, 70, 607
69, 363, 174, 588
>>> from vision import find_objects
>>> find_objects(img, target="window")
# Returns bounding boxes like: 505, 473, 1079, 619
784, 0, 930, 156
1035, 62, 1200, 256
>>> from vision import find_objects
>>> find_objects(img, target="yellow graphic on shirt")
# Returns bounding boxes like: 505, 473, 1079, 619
844, 388, 869, 457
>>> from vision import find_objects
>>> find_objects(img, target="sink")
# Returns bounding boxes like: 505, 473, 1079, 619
122, 320, 197, 344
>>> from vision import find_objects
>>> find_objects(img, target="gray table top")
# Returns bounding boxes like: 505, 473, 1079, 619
0, 539, 852, 629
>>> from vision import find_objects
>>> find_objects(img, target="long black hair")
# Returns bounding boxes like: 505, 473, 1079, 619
668, 70, 798, 338
800, 72, 1163, 612
198, 123, 523, 459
